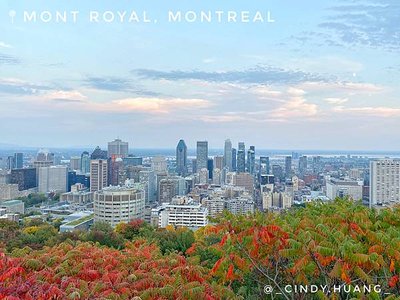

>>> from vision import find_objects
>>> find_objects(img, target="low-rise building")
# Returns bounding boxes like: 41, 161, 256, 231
60, 212, 94, 232
326, 178, 363, 201
1, 199, 25, 214
60, 190, 93, 204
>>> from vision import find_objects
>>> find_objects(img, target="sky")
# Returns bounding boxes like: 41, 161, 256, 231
0, 0, 399, 150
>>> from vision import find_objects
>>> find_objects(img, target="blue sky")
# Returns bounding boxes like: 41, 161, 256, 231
0, 0, 400, 150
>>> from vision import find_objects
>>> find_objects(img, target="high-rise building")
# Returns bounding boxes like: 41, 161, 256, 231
192, 159, 197, 174
91, 147, 108, 160
196, 141, 208, 171
123, 156, 143, 167
13, 153, 23, 169
152, 156, 168, 173
158, 176, 186, 204
212, 168, 222, 185
108, 138, 129, 158
259, 156, 270, 176
90, 159, 108, 192
69, 156, 81, 171
299, 156, 308, 175
36, 150, 54, 163
10, 168, 37, 191
285, 156, 292, 178
81, 151, 90, 173
237, 142, 246, 173
370, 160, 400, 207
272, 165, 284, 181
6, 156, 14, 170
38, 166, 68, 193
94, 183, 145, 227
176, 139, 188, 177
139, 168, 157, 205
247, 146, 255, 175
199, 168, 209, 185
224, 139, 233, 171
214, 155, 224, 170
110, 157, 126, 186
232, 148, 237, 172
207, 158, 214, 179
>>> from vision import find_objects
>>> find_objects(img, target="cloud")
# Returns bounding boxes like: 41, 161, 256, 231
269, 97, 318, 120
319, 1, 400, 50
0, 53, 20, 65
92, 97, 212, 114
202, 58, 216, 64
0, 78, 51, 95
198, 115, 246, 123
300, 81, 383, 93
333, 105, 400, 117
0, 42, 12, 48
133, 65, 330, 85
85, 76, 159, 96
44, 90, 87, 102
325, 97, 349, 105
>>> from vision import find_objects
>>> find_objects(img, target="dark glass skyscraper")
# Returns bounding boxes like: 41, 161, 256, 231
91, 146, 108, 160
237, 142, 246, 173
224, 139, 232, 171
231, 148, 237, 172
176, 139, 188, 176
13, 153, 23, 169
247, 146, 255, 175
81, 151, 90, 173
285, 156, 292, 178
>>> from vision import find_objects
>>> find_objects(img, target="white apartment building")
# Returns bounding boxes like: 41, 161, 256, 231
325, 178, 363, 201
93, 184, 145, 227
370, 160, 400, 207
225, 197, 255, 215
151, 196, 208, 229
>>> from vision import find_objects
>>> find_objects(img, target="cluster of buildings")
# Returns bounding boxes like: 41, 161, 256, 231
1, 138, 400, 231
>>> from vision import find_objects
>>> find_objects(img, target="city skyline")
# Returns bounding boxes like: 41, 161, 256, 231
1, 0, 400, 150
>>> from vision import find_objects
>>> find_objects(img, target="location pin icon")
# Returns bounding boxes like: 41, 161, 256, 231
9, 10, 16, 24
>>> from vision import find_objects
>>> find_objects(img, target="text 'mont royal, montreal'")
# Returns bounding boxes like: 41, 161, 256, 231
20, 10, 276, 24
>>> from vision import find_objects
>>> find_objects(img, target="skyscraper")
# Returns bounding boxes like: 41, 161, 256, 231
90, 159, 108, 192
91, 146, 108, 160
13, 153, 23, 169
69, 157, 81, 171
237, 142, 246, 173
299, 156, 308, 175
207, 158, 214, 179
224, 139, 233, 171
232, 148, 237, 172
10, 168, 36, 191
259, 157, 270, 177
214, 156, 224, 170
247, 146, 255, 175
108, 139, 129, 158
176, 139, 188, 176
196, 141, 208, 171
285, 156, 292, 178
81, 151, 90, 173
